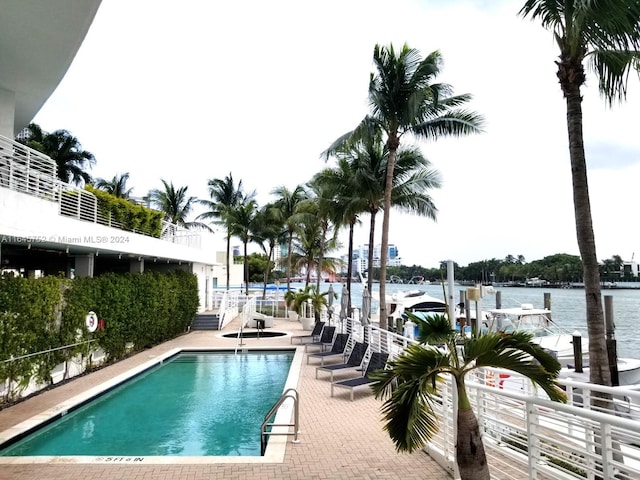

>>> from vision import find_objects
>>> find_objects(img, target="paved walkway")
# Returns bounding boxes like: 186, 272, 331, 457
0, 316, 450, 480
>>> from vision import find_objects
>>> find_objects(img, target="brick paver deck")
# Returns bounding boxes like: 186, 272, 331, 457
0, 316, 450, 480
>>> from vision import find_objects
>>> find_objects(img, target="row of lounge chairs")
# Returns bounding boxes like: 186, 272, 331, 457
291, 322, 390, 401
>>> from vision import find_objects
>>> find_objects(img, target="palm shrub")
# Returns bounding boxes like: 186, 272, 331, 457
284, 287, 311, 318
307, 285, 331, 323
370, 312, 567, 480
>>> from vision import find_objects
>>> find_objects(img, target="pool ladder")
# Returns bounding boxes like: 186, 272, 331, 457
260, 388, 300, 455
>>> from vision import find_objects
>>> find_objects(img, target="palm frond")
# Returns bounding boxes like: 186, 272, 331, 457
370, 345, 448, 452
406, 312, 456, 345
465, 332, 566, 402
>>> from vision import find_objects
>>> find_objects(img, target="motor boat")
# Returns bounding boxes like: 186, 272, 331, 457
486, 304, 585, 364
387, 290, 447, 321
487, 304, 640, 386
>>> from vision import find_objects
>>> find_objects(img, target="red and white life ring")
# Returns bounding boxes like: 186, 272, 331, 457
85, 311, 98, 333
485, 370, 510, 389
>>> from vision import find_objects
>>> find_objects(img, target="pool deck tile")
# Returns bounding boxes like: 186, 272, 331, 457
0, 316, 450, 480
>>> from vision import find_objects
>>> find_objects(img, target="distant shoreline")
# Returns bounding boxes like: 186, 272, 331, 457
460, 281, 640, 290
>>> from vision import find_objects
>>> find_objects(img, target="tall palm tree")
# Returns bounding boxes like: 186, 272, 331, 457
304, 182, 342, 291
227, 197, 258, 295
520, 1, 640, 387
326, 124, 442, 304
93, 172, 133, 198
146, 179, 206, 232
371, 313, 566, 480
289, 200, 341, 289
18, 123, 95, 185
198, 173, 248, 290
325, 45, 483, 327
311, 159, 364, 315
251, 203, 287, 299
271, 185, 309, 292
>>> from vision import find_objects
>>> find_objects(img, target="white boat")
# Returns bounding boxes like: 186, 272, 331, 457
387, 290, 448, 322
487, 304, 640, 386
486, 304, 582, 364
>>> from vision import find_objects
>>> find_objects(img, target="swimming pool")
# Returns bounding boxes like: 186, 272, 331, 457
0, 348, 302, 462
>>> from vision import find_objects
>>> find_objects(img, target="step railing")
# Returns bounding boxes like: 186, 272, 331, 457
260, 388, 300, 455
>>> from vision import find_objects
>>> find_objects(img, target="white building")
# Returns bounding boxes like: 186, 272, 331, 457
350, 243, 402, 276
0, 1, 240, 310
623, 259, 639, 277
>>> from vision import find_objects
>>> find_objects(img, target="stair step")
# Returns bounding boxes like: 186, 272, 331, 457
191, 314, 221, 331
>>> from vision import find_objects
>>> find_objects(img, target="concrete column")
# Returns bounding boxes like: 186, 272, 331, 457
130, 258, 144, 273
0, 87, 16, 139
75, 254, 95, 277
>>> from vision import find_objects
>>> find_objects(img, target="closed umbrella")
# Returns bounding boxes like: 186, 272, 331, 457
361, 284, 371, 342
361, 284, 371, 326
327, 284, 335, 325
340, 284, 349, 333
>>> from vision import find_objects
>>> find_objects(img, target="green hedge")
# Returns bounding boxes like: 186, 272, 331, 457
84, 185, 163, 237
0, 271, 199, 402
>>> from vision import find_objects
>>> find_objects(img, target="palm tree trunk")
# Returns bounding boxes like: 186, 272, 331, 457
225, 230, 231, 290
565, 90, 611, 387
287, 231, 293, 292
367, 212, 377, 293
379, 144, 398, 330
243, 241, 249, 295
316, 224, 326, 292
262, 244, 273, 300
346, 218, 355, 314
456, 406, 490, 480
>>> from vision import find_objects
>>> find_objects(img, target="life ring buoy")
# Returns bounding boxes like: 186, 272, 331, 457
485, 371, 496, 387
485, 370, 510, 389
85, 311, 98, 333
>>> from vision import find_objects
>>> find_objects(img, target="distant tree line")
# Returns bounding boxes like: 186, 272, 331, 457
368, 253, 638, 285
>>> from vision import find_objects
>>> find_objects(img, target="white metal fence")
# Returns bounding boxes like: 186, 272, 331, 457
213, 290, 240, 330
1, 134, 197, 244
336, 318, 640, 480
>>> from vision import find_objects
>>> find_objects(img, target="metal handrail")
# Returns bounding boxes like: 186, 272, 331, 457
0, 339, 96, 364
260, 387, 300, 455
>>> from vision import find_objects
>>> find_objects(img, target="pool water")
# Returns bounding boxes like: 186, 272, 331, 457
0, 351, 294, 457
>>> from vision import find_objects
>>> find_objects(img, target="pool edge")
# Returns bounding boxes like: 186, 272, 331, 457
0, 346, 304, 465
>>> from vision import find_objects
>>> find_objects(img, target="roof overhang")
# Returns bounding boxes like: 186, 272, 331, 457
0, 0, 102, 136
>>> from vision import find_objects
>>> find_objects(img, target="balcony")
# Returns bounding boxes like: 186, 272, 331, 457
0, 134, 200, 249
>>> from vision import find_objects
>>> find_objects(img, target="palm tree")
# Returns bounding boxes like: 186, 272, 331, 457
198, 173, 248, 290
146, 179, 206, 232
371, 313, 566, 480
520, 1, 640, 387
93, 172, 133, 198
271, 185, 309, 292
310, 158, 366, 315
304, 182, 342, 292
290, 213, 341, 288
18, 123, 95, 185
325, 45, 483, 327
227, 197, 258, 295
326, 124, 442, 303
251, 203, 287, 299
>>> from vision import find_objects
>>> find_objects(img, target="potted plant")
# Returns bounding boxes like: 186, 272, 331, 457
284, 289, 301, 321
308, 285, 336, 323
284, 286, 328, 330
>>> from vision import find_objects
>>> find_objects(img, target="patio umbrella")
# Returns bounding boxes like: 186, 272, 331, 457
327, 284, 335, 324
361, 284, 371, 326
361, 284, 371, 343
339, 284, 349, 333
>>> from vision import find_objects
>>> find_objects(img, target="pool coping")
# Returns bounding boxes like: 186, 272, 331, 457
0, 346, 304, 464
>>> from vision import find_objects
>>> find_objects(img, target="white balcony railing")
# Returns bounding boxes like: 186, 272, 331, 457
1, 134, 198, 245
338, 318, 640, 480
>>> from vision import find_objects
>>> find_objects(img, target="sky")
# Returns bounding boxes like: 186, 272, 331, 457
32, 0, 640, 268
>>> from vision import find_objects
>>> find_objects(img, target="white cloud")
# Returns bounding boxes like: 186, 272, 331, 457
33, 0, 640, 267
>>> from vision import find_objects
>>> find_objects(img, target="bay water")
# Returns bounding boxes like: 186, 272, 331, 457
309, 282, 640, 359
